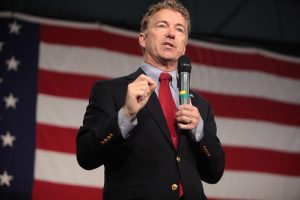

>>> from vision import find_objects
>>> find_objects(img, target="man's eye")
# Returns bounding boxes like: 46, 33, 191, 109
176, 27, 184, 33
158, 24, 166, 28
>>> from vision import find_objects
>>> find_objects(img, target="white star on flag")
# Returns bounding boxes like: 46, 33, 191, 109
3, 93, 19, 109
1, 131, 16, 147
0, 41, 4, 51
6, 56, 20, 71
0, 171, 14, 187
8, 20, 22, 35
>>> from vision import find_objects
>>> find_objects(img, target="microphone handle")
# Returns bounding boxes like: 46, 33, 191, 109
179, 72, 190, 105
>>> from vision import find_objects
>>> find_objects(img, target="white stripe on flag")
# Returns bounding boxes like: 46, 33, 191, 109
203, 170, 300, 200
39, 42, 142, 78
190, 63, 300, 105
37, 94, 87, 128
34, 149, 104, 188
217, 117, 300, 153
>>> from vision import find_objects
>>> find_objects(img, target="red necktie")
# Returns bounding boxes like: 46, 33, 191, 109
159, 73, 178, 147
159, 73, 183, 196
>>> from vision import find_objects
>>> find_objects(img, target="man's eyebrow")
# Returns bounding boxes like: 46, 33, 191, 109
155, 20, 168, 24
155, 20, 185, 28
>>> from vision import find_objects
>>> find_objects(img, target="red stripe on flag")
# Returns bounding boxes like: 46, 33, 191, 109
33, 180, 102, 200
38, 69, 103, 99
36, 123, 76, 153
36, 123, 300, 176
186, 44, 300, 79
224, 146, 300, 176
40, 24, 300, 79
199, 90, 300, 126
41, 24, 141, 56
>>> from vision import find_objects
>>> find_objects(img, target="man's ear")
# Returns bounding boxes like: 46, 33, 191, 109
182, 39, 188, 55
139, 32, 146, 48
182, 45, 186, 55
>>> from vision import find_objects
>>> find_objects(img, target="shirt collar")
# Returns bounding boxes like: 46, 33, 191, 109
140, 63, 177, 89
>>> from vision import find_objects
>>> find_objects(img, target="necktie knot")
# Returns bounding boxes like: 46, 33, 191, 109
159, 73, 172, 82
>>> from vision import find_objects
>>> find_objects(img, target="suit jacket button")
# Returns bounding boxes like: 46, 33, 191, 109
171, 184, 178, 191
176, 156, 181, 162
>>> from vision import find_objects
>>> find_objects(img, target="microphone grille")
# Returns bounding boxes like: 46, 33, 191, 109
178, 55, 191, 73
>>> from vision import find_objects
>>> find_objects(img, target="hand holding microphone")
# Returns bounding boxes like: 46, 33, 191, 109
176, 55, 201, 130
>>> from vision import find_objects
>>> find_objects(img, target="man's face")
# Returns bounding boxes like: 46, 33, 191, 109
139, 9, 188, 67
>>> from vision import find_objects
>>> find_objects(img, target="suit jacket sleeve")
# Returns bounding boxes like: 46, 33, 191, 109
190, 91, 225, 184
76, 79, 127, 170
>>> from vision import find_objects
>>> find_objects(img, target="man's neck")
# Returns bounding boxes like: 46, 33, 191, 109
144, 56, 177, 72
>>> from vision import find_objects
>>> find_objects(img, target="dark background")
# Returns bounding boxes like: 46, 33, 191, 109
1, 0, 300, 55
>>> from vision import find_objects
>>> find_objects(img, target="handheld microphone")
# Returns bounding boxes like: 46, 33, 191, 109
177, 55, 192, 105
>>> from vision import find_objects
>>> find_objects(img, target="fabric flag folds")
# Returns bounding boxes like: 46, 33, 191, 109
0, 12, 300, 200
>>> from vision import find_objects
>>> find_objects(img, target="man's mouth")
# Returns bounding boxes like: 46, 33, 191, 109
162, 42, 175, 48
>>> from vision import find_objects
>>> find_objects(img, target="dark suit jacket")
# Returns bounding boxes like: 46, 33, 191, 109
76, 68, 225, 200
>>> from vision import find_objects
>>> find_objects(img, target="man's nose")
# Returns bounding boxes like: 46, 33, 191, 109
166, 27, 175, 39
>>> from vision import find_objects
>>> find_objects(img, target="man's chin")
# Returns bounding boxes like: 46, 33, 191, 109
156, 57, 178, 69
159, 54, 178, 61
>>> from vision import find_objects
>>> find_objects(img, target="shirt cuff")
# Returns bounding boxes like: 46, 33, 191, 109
191, 118, 204, 142
118, 107, 137, 138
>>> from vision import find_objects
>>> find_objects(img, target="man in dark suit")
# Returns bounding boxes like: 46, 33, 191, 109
76, 0, 225, 199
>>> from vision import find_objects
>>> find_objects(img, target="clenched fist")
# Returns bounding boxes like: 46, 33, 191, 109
123, 74, 156, 120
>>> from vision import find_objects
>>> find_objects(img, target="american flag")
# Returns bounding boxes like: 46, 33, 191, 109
0, 12, 300, 200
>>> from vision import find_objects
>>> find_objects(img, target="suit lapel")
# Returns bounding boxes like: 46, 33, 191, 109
145, 93, 175, 149
126, 68, 175, 149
